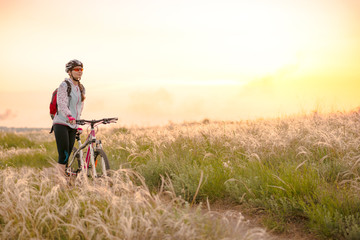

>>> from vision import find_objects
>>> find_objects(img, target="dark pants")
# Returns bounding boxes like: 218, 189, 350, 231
53, 124, 77, 165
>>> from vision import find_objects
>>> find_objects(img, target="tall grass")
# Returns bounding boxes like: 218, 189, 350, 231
0, 131, 36, 149
0, 167, 266, 239
2, 110, 360, 239
0, 131, 56, 168
103, 110, 360, 239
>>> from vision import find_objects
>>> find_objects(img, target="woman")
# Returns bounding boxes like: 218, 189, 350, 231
53, 59, 85, 175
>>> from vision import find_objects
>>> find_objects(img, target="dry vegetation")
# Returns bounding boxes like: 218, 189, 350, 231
1, 109, 360, 239
0, 167, 267, 239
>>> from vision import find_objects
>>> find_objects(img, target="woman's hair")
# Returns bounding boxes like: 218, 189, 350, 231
79, 84, 86, 102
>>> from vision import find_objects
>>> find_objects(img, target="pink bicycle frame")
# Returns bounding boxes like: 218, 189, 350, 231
76, 127, 97, 177
84, 128, 96, 169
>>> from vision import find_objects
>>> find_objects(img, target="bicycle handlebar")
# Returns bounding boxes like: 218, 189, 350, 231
76, 117, 118, 126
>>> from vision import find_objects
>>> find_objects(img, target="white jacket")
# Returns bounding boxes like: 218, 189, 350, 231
52, 78, 85, 129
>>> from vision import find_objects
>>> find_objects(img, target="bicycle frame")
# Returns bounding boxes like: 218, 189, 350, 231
66, 117, 117, 178
74, 127, 98, 177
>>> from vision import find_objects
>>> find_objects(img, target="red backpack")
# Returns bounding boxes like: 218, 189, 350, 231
49, 80, 72, 119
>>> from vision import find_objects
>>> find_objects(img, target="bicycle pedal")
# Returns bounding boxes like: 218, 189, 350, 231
65, 172, 76, 177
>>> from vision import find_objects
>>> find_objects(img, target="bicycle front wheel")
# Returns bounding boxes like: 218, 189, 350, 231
90, 149, 110, 178
66, 147, 81, 176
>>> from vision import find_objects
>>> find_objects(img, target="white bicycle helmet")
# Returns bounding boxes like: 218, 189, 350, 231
65, 59, 83, 73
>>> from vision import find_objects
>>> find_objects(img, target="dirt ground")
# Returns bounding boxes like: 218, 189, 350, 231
205, 200, 320, 240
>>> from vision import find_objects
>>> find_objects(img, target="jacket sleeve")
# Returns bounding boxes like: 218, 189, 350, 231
57, 81, 72, 117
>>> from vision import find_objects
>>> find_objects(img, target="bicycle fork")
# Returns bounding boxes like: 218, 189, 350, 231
97, 140, 107, 177
88, 144, 97, 177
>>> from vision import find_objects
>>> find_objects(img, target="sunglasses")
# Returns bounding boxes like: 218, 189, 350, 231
73, 68, 84, 72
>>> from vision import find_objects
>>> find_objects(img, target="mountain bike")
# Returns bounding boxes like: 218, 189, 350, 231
65, 117, 118, 178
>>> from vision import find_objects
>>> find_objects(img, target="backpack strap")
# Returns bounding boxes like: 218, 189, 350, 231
64, 80, 71, 97
49, 125, 54, 134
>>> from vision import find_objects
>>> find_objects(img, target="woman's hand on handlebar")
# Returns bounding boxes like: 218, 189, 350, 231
67, 115, 76, 125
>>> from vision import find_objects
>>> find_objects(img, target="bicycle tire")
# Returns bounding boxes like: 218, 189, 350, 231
66, 147, 81, 175
89, 149, 110, 178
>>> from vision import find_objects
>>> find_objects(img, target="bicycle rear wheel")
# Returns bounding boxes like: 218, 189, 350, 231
89, 149, 110, 178
66, 147, 81, 176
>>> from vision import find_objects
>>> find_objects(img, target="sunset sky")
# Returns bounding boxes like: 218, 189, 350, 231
0, 0, 359, 128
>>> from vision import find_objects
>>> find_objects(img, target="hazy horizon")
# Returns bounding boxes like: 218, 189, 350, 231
1, 0, 359, 128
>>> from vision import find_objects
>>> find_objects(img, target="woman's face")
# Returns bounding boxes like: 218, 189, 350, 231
71, 66, 83, 80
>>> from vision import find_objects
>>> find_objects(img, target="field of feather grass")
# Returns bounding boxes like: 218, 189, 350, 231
1, 110, 360, 239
